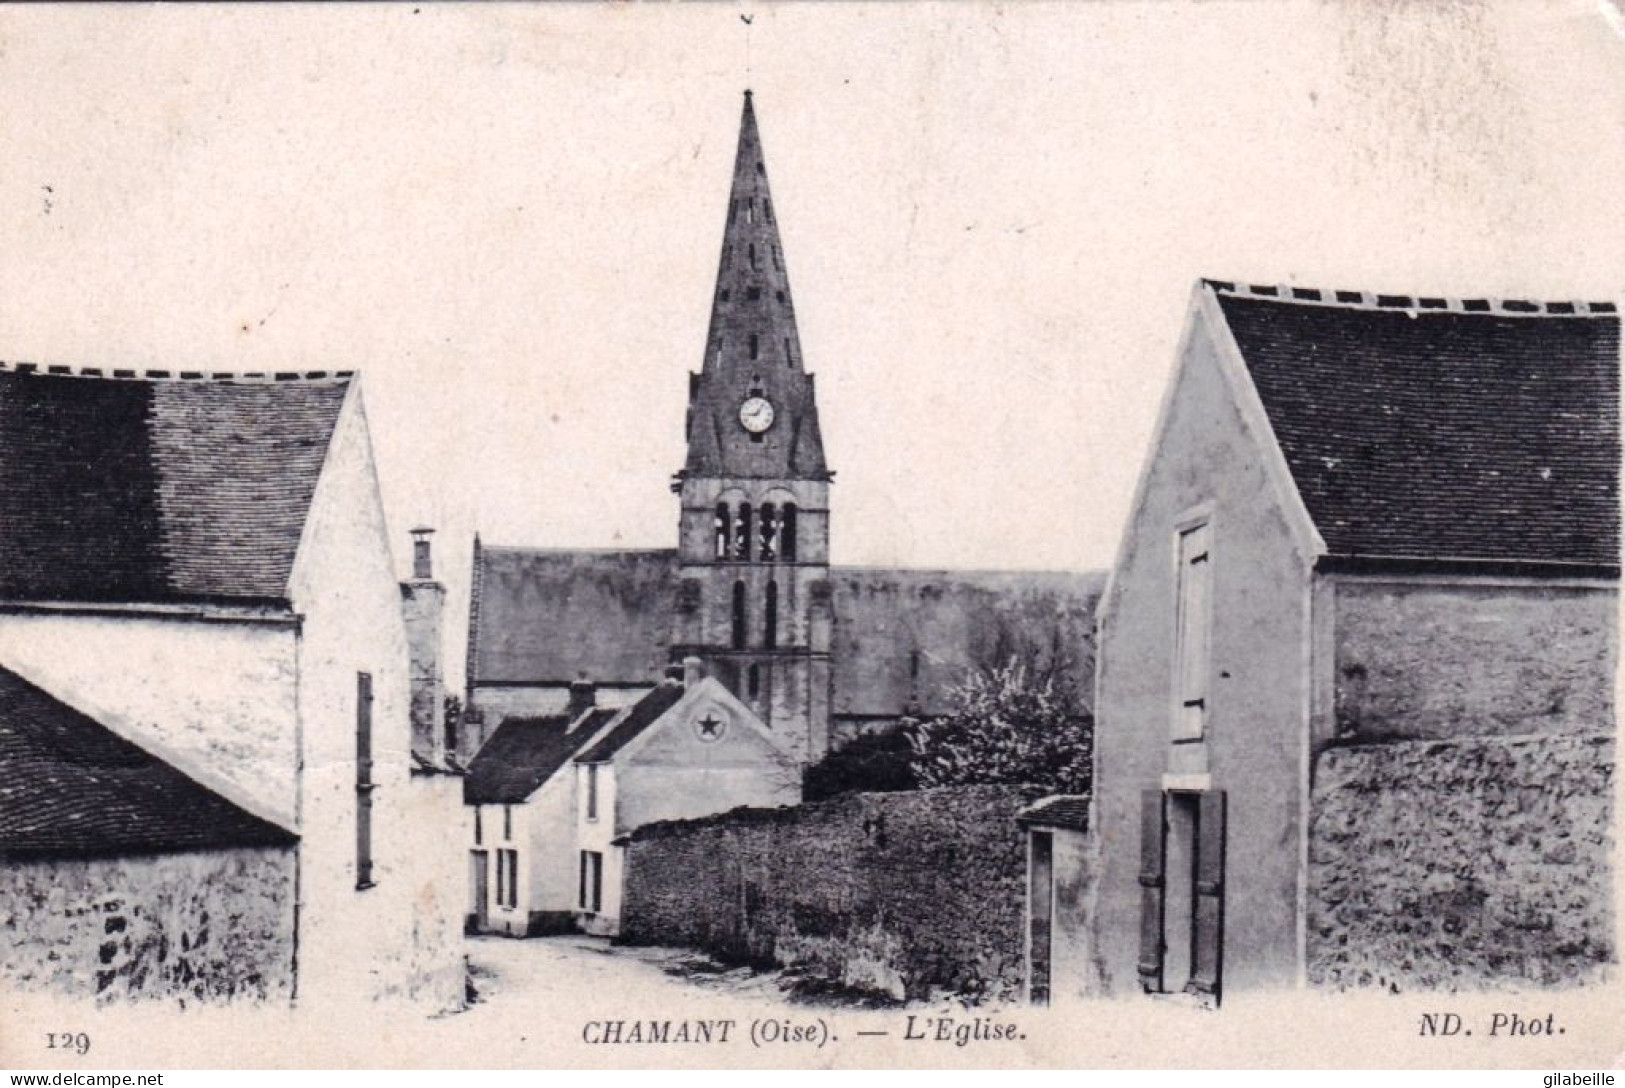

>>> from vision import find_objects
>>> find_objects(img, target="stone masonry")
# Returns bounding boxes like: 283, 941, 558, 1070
619, 785, 1030, 1002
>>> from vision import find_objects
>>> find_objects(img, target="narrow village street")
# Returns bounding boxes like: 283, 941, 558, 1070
461, 934, 815, 1014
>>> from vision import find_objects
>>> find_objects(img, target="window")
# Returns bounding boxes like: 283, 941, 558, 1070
745, 199, 755, 224
772, 246, 782, 271
748, 663, 761, 698
355, 672, 375, 890
731, 580, 747, 650
474, 807, 483, 846
759, 502, 778, 561
1174, 520, 1212, 740
764, 580, 778, 649
734, 505, 753, 561
746, 286, 761, 302
579, 850, 603, 913
496, 848, 518, 909
749, 333, 760, 360
780, 504, 798, 562
714, 503, 732, 560
783, 337, 793, 367
503, 804, 513, 841
714, 338, 724, 368
748, 244, 758, 271
586, 764, 599, 821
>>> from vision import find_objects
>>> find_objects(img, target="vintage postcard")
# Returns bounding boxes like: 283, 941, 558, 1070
0, 1, 1621, 1072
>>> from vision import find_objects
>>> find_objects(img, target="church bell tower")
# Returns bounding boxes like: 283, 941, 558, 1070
672, 91, 833, 764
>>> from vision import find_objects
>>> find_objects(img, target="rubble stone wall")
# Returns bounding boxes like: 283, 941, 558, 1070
1308, 734, 1613, 991
620, 786, 1030, 1002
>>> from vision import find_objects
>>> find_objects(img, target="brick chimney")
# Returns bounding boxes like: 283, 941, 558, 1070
400, 527, 447, 767
568, 677, 597, 717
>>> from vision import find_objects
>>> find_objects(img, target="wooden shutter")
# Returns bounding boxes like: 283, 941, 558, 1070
355, 672, 375, 889
1189, 790, 1227, 999
1176, 523, 1211, 738
578, 851, 588, 909
1136, 789, 1167, 991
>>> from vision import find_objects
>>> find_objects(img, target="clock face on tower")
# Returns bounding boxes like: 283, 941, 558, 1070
739, 395, 776, 434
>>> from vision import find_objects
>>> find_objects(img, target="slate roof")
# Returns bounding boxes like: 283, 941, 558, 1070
0, 666, 296, 857
0, 366, 351, 605
468, 546, 679, 686
682, 91, 829, 482
463, 710, 612, 805
1016, 795, 1090, 832
832, 568, 1105, 718
466, 543, 1105, 718
575, 681, 688, 763
1211, 285, 1621, 571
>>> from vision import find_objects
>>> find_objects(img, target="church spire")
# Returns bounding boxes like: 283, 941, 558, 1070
683, 91, 828, 481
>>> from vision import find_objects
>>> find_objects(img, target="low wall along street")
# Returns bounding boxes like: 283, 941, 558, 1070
1308, 733, 1614, 992
619, 786, 1031, 1002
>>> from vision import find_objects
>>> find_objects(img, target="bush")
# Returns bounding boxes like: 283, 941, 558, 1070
803, 729, 918, 801
901, 662, 1091, 796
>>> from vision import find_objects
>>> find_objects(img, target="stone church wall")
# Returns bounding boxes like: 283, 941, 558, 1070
1307, 733, 1613, 992
619, 785, 1029, 1002
0, 846, 295, 1004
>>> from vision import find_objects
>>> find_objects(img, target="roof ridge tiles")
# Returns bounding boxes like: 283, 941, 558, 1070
0, 360, 355, 383
1201, 278, 1616, 317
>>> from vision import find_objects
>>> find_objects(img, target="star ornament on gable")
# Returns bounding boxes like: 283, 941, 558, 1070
695, 711, 727, 743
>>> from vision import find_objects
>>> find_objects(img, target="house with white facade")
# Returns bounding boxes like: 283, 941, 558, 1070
0, 363, 465, 1012
465, 659, 799, 938
1086, 281, 1618, 1004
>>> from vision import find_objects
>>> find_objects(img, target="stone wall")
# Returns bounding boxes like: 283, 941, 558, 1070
619, 786, 1029, 1002
1332, 580, 1616, 741
0, 846, 295, 1004
1308, 734, 1614, 992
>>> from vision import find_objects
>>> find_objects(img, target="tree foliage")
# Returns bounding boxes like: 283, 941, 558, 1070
902, 661, 1092, 796
802, 729, 918, 801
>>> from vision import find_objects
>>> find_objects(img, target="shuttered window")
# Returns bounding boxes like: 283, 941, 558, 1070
1175, 521, 1211, 739
1138, 788, 1227, 1003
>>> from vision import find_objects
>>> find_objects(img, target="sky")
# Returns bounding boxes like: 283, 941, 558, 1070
1, 3, 1621, 599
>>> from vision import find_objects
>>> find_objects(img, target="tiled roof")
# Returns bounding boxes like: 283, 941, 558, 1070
575, 681, 688, 763
1016, 795, 1090, 832
1211, 285, 1620, 571
0, 666, 296, 857
463, 710, 607, 806
0, 365, 350, 605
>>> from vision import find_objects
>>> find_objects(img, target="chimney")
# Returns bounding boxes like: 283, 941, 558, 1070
568, 677, 597, 717
683, 656, 703, 687
400, 527, 447, 767
411, 526, 435, 581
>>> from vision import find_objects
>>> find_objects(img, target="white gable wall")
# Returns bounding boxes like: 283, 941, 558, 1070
0, 611, 299, 827
287, 381, 463, 1013
1093, 292, 1316, 997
